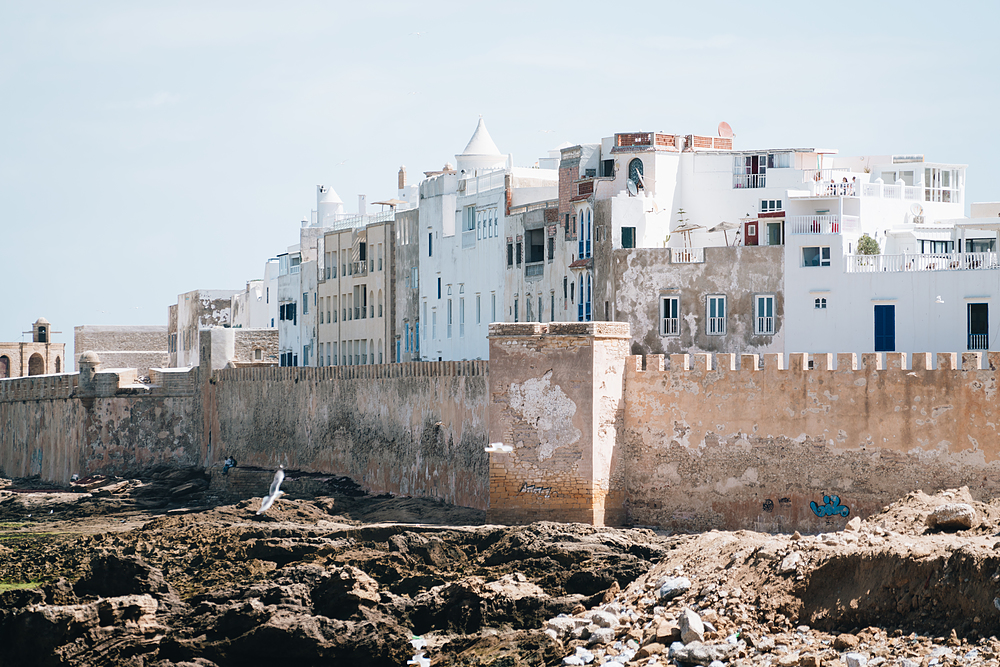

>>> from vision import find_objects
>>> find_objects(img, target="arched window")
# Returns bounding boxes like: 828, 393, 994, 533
28, 353, 44, 376
38, 326, 47, 343
378, 290, 383, 317
0, 355, 9, 378
586, 273, 592, 322
369, 291, 375, 319
378, 338, 383, 364
628, 158, 644, 189
369, 339, 375, 364
254, 348, 263, 361
586, 209, 592, 257
55, 357, 61, 373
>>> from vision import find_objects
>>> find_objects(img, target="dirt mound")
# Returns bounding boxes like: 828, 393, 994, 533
867, 486, 1000, 535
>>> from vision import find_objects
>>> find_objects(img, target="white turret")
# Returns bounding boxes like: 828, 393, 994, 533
316, 185, 345, 226
455, 116, 506, 174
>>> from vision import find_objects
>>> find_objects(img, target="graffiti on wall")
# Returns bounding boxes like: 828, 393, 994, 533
810, 494, 850, 518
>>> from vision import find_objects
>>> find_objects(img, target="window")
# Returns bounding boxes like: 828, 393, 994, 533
514, 298, 519, 322
537, 296, 543, 323
437, 277, 441, 299
755, 295, 775, 335
491, 293, 496, 322
570, 281, 575, 303
528, 229, 545, 263
423, 303, 428, 339
628, 158, 644, 189
969, 303, 988, 350
802, 246, 831, 267
814, 298, 827, 309
760, 199, 782, 212
707, 296, 726, 335
464, 205, 476, 232
447, 299, 453, 338
507, 242, 514, 267
476, 295, 482, 324
254, 348, 262, 361
622, 227, 636, 248
925, 167, 960, 203
920, 240, 954, 254
967, 239, 996, 253
767, 152, 792, 169
551, 293, 555, 321
459, 298, 465, 337
378, 244, 383, 271
661, 296, 679, 336
303, 293, 309, 314
733, 154, 766, 188
432, 310, 437, 339
516, 241, 522, 266
428, 232, 433, 256
565, 213, 570, 233
874, 305, 895, 352
601, 159, 615, 178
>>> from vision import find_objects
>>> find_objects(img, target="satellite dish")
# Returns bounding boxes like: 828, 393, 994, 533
718, 121, 734, 138
626, 180, 638, 196
910, 203, 924, 216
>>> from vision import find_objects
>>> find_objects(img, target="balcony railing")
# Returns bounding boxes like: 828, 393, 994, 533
460, 168, 506, 196
352, 261, 368, 276
672, 247, 705, 263
845, 252, 999, 273
661, 318, 679, 336
707, 317, 726, 335
733, 174, 766, 189
525, 262, 544, 277
969, 333, 988, 350
804, 168, 851, 183
787, 215, 860, 235
756, 316, 774, 335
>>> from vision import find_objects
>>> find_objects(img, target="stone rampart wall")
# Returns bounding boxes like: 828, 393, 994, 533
206, 360, 490, 509
623, 351, 1000, 533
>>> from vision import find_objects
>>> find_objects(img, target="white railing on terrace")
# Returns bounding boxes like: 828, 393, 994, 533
324, 210, 394, 232
661, 318, 679, 336
672, 247, 705, 263
804, 168, 851, 183
787, 215, 860, 235
808, 179, 922, 201
461, 169, 506, 196
816, 181, 857, 197
845, 252, 999, 273
733, 174, 766, 189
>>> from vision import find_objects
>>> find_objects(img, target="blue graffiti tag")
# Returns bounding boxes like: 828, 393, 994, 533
810, 495, 850, 518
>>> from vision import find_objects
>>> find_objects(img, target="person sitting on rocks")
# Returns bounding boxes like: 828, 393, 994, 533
223, 456, 237, 475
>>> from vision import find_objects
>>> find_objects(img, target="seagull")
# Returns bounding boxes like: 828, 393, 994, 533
484, 442, 513, 453
335, 159, 348, 166
539, 129, 555, 134
256, 466, 286, 515
410, 637, 427, 650
935, 295, 944, 304
407, 652, 429, 667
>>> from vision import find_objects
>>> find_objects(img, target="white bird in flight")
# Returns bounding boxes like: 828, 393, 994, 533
935, 295, 945, 304
484, 442, 513, 453
257, 466, 286, 515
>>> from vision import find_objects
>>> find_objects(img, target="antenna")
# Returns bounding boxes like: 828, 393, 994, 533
626, 180, 638, 197
718, 121, 734, 138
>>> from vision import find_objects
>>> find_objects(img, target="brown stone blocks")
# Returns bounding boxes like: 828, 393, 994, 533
670, 354, 689, 371
962, 352, 983, 370
862, 353, 882, 371
691, 353, 712, 374
788, 353, 807, 371
760, 353, 784, 370
938, 352, 958, 370
812, 353, 834, 371
837, 353, 858, 370
886, 352, 907, 370
740, 354, 759, 371
715, 354, 736, 371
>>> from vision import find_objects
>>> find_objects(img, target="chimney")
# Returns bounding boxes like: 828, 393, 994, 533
358, 194, 367, 215
398, 165, 407, 189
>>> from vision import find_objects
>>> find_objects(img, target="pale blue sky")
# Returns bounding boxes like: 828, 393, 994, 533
2, 1, 998, 360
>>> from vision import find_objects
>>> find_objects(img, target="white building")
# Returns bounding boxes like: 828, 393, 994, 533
417, 117, 558, 360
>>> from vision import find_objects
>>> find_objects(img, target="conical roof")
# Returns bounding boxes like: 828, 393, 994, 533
319, 186, 343, 204
460, 116, 502, 157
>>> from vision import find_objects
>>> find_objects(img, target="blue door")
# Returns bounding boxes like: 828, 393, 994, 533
874, 305, 895, 352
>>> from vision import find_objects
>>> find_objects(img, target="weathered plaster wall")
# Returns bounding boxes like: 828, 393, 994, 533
611, 245, 784, 358
486, 322, 630, 525
207, 361, 489, 509
0, 369, 200, 484
232, 329, 279, 365
623, 351, 1000, 533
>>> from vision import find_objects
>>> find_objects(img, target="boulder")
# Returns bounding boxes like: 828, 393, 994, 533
669, 641, 739, 665
657, 576, 692, 600
926, 503, 978, 530
679, 607, 705, 644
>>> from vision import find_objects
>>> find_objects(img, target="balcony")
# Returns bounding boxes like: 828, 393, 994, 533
351, 261, 368, 276
671, 248, 705, 264
525, 262, 544, 278
787, 215, 860, 235
845, 252, 998, 273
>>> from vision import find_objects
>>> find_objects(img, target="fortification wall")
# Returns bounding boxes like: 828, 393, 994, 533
0, 368, 200, 483
623, 351, 1000, 533
207, 360, 489, 509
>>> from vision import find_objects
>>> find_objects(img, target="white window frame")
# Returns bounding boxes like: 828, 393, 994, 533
661, 296, 680, 336
706, 295, 726, 335
814, 297, 827, 309
755, 294, 775, 335
802, 246, 831, 267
